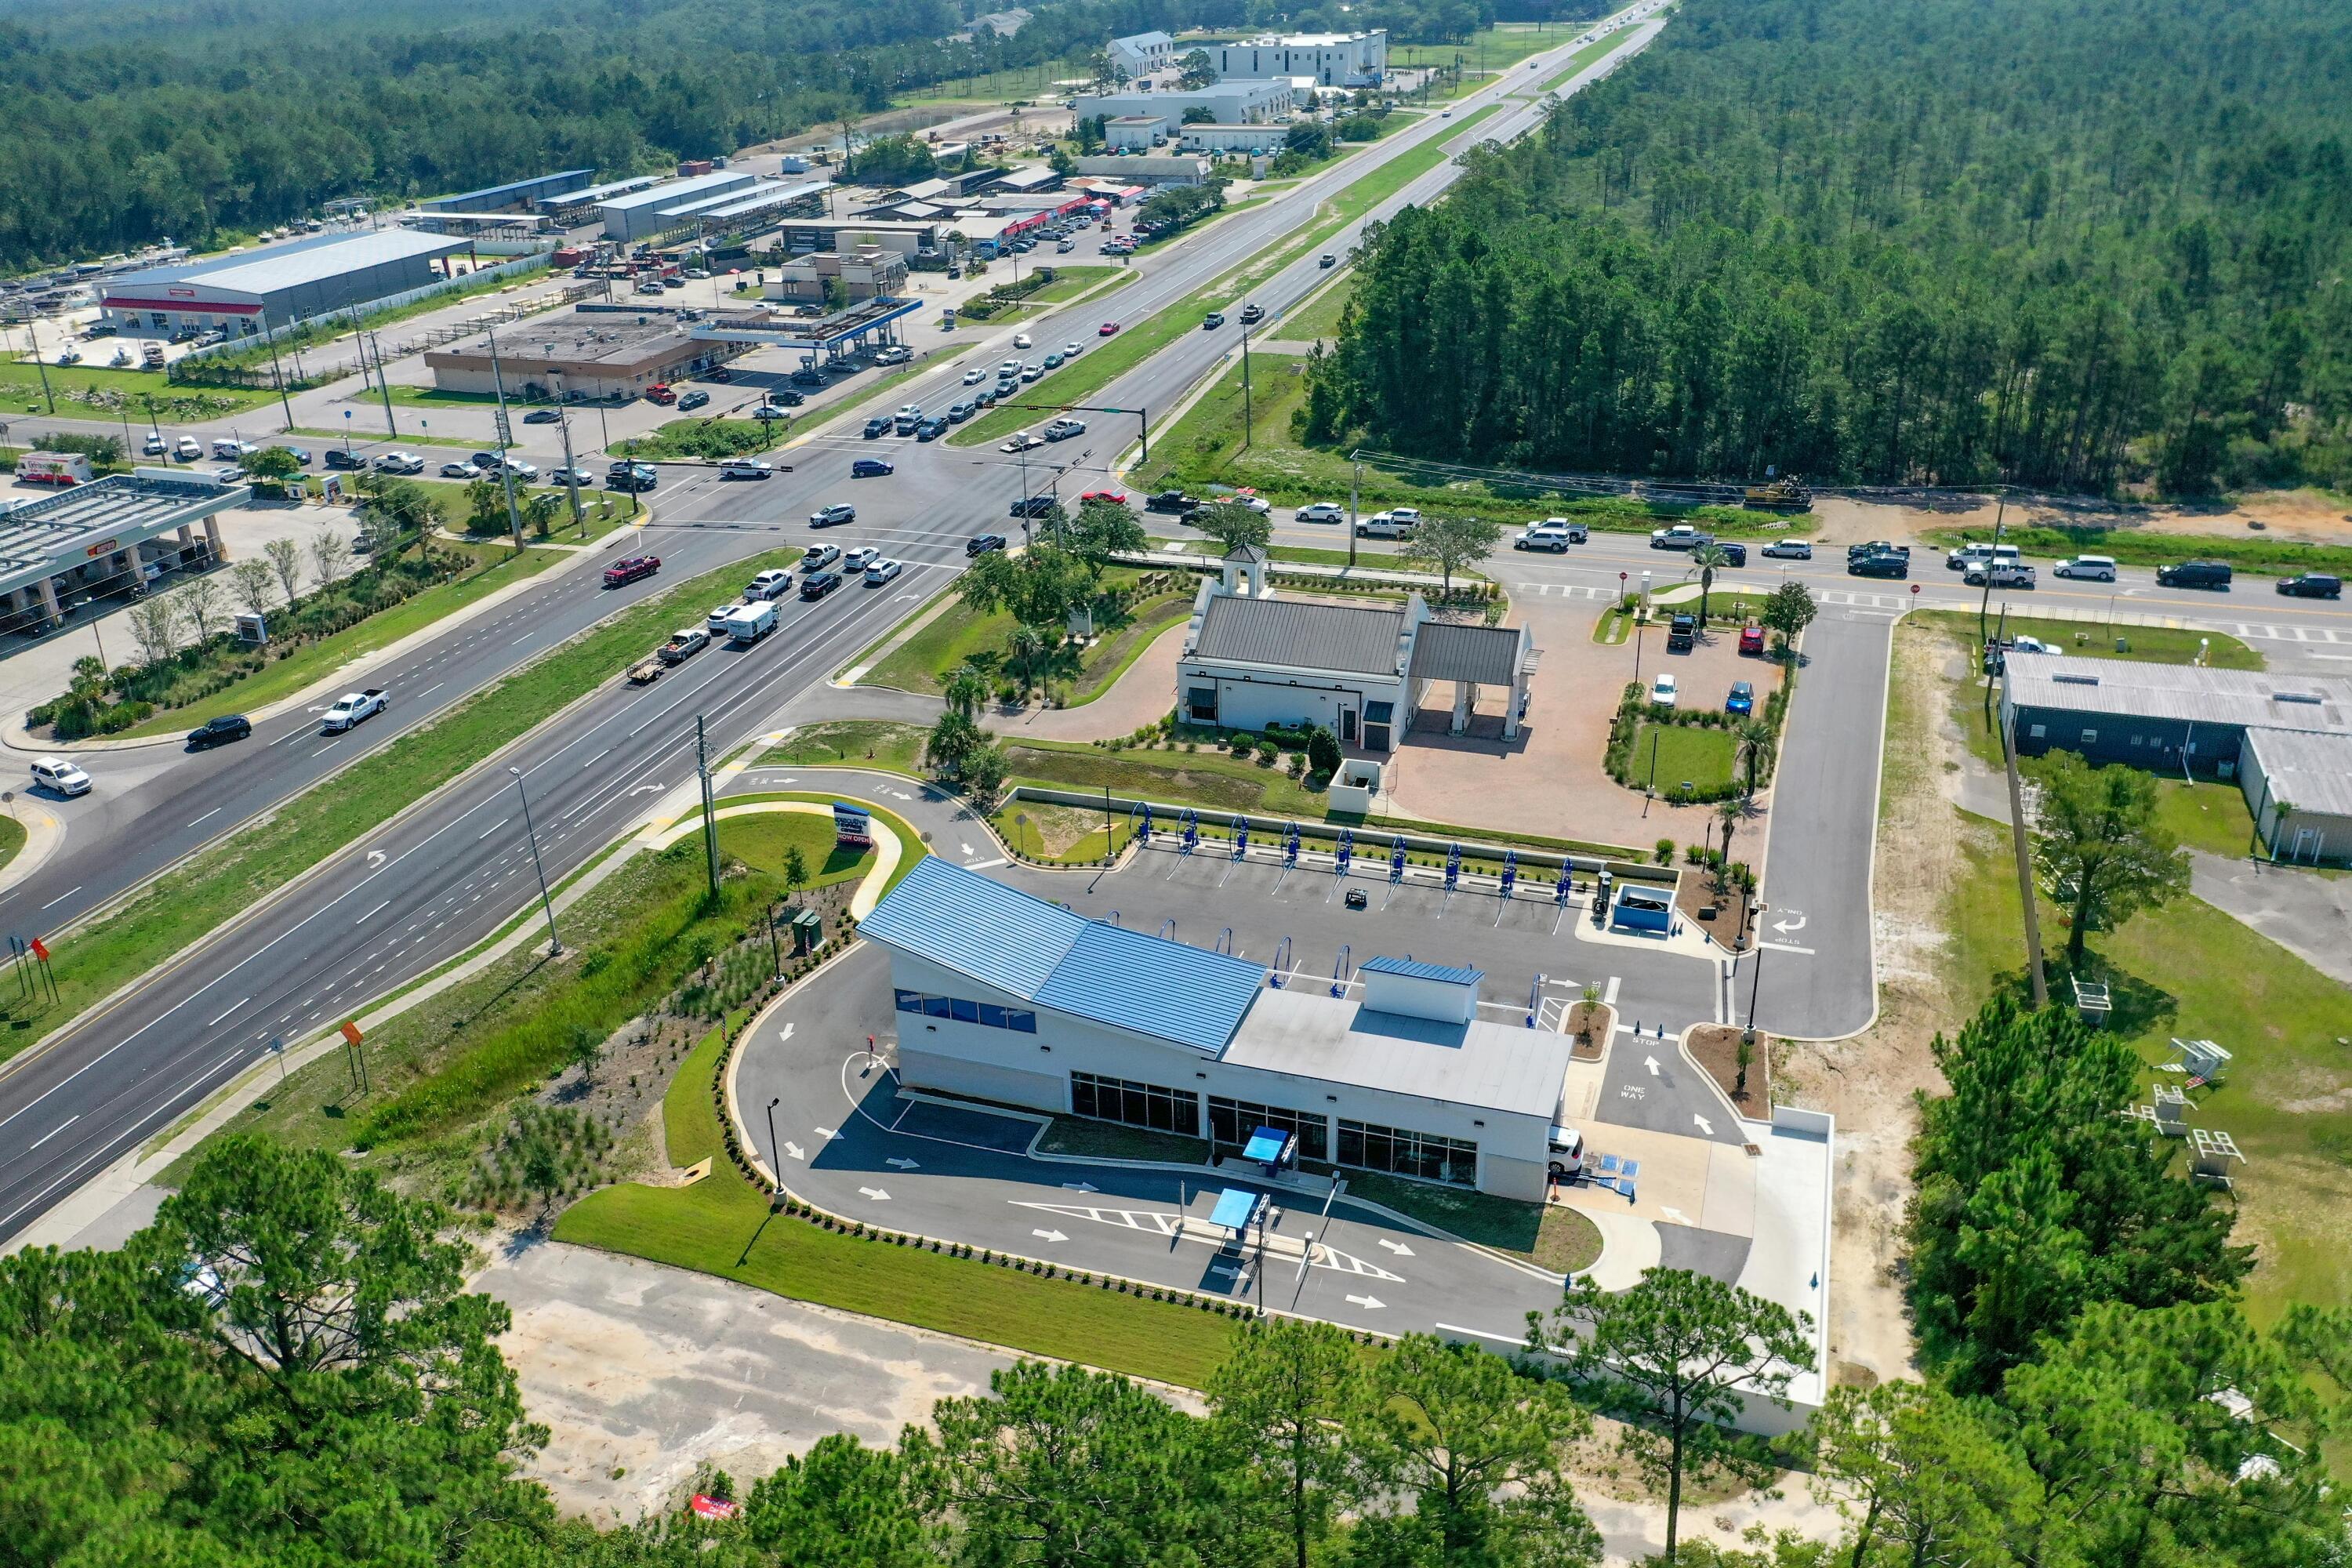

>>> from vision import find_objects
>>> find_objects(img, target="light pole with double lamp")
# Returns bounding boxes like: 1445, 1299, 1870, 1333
1745, 900, 1767, 1028
765, 1096, 785, 1209
510, 766, 561, 956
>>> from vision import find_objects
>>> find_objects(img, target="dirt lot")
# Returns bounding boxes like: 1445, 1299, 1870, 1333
1813, 488, 2352, 550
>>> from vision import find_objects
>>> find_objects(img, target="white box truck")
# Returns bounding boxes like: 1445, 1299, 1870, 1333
722, 601, 777, 645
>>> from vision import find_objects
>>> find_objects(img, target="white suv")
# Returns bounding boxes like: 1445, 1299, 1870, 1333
31, 755, 91, 797
1295, 501, 1345, 524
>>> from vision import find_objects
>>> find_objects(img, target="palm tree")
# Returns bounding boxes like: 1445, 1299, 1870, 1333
943, 659, 990, 719
1690, 542, 1731, 622
1007, 624, 1047, 695
1735, 718, 1777, 797
1715, 798, 1744, 892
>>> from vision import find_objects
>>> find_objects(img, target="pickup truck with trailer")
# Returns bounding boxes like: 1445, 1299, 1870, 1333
321, 689, 387, 732
722, 601, 778, 644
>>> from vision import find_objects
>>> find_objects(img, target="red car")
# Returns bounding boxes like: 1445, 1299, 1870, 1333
1098, 321, 1122, 336
1738, 623, 1765, 656
603, 554, 661, 588
1080, 488, 1129, 506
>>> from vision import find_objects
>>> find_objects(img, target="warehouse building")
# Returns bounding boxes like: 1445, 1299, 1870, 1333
1175, 548, 1533, 750
423, 318, 730, 401
1073, 153, 1214, 187
1075, 81, 1298, 125
860, 858, 1573, 1201
1106, 29, 1177, 79
2002, 655, 2352, 866
540, 175, 666, 227
597, 171, 762, 241
421, 169, 593, 215
1211, 30, 1387, 86
98, 229, 474, 337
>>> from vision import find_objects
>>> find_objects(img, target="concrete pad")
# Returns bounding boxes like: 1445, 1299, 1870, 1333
1700, 1138, 1758, 1237
1558, 1056, 1606, 1123
1560, 1200, 1661, 1288
1560, 1122, 1714, 1225
1737, 1119, 1833, 1414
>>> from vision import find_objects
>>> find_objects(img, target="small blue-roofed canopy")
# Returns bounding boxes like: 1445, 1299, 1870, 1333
858, 858, 1269, 1053
1209, 1188, 1262, 1234
1241, 1127, 1290, 1163
1359, 955, 1483, 986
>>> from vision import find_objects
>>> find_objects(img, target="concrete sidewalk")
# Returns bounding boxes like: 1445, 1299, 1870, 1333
2188, 850, 2352, 986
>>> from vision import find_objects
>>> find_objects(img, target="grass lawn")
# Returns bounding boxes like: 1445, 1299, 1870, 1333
1911, 610, 2265, 672
116, 543, 569, 737
863, 571, 1185, 703
720, 811, 874, 888
0, 814, 24, 876
1398, 24, 1574, 99
555, 1024, 1249, 1389
971, 264, 1128, 314
289, 425, 484, 451
1283, 277, 1355, 342
0, 354, 276, 419
1534, 24, 1650, 93
2154, 779, 2256, 857
763, 719, 928, 775
0, 546, 801, 1069
1628, 723, 1740, 795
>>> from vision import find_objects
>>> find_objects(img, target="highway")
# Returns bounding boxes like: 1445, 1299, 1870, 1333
0, 17, 1668, 1244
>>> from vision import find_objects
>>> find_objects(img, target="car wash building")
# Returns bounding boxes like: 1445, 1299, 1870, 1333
861, 858, 1571, 1200
1175, 546, 1535, 751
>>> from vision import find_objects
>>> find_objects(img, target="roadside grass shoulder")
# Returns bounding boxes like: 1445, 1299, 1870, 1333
0, 546, 800, 1068
862, 569, 1185, 704
289, 425, 483, 450
612, 418, 780, 460
1535, 24, 1649, 93
554, 1022, 1247, 1388
1282, 277, 1355, 343
1338, 1168, 1602, 1273
763, 720, 928, 775
1910, 610, 2264, 671
117, 543, 569, 737
0, 815, 24, 876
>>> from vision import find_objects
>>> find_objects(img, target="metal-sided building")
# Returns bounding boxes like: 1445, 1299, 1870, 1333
1211, 30, 1388, 86
1073, 81, 1298, 125
597, 172, 761, 241
98, 229, 474, 337
0, 470, 244, 637
421, 169, 594, 215
860, 858, 1572, 1200
2238, 728, 2352, 866
2002, 655, 2352, 775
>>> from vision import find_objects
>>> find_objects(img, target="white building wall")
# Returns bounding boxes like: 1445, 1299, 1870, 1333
1177, 659, 1409, 750
882, 949, 1552, 1200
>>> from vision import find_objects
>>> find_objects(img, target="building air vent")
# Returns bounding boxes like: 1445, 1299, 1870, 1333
2274, 691, 2324, 705
2052, 673, 2101, 685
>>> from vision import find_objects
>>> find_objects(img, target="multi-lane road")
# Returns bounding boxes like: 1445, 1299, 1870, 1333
0, 19, 1670, 1244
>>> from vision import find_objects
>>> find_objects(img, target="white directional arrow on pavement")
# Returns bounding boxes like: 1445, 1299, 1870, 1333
960, 843, 975, 857
858, 1186, 891, 1201
886, 1156, 920, 1170
1062, 1181, 1100, 1192
1377, 1239, 1415, 1257
814, 1126, 839, 1139
630, 782, 663, 797
1693, 1113, 1715, 1136
1644, 1054, 1661, 1076
1772, 913, 1808, 935
1661, 1206, 1693, 1225
365, 850, 387, 869
1345, 1294, 1387, 1311
781, 1140, 805, 1161
1032, 1229, 1068, 1243
780, 1022, 795, 1043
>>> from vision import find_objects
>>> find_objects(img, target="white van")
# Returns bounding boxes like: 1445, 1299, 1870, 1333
723, 601, 778, 644
746, 568, 793, 601
1947, 541, 2020, 572
2054, 554, 2118, 581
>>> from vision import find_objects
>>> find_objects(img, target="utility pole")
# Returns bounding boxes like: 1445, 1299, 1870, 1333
13, 321, 56, 415
1348, 456, 1360, 568
696, 715, 721, 898
1239, 313, 1254, 452
1999, 698, 2049, 1010
485, 326, 525, 554
368, 332, 398, 437
1976, 492, 2006, 645
260, 311, 296, 433
550, 372, 585, 535
510, 766, 561, 956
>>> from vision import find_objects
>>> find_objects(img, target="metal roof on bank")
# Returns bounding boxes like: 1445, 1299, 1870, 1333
1359, 955, 1483, 985
858, 858, 1267, 1052
1190, 594, 1405, 676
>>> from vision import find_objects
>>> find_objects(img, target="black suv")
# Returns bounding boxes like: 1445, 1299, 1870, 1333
799, 570, 843, 600
1008, 495, 1058, 518
966, 533, 1007, 557
185, 713, 252, 750
1717, 541, 1748, 566
2155, 559, 2232, 590
325, 448, 367, 470
1849, 552, 1908, 579
2277, 572, 2341, 599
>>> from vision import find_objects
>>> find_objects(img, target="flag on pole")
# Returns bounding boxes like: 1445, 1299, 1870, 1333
28, 937, 48, 962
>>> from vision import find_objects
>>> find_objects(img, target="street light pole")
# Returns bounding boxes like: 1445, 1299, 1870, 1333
510, 766, 561, 956
1746, 908, 1769, 1028
764, 1096, 785, 1206
1239, 313, 1254, 452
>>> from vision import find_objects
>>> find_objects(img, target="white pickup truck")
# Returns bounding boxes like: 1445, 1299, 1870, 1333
321, 688, 387, 732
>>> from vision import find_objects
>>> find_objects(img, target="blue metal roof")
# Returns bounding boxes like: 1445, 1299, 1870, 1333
858, 858, 1266, 1053
1209, 1188, 1261, 1232
1360, 955, 1483, 986
1033, 921, 1266, 1054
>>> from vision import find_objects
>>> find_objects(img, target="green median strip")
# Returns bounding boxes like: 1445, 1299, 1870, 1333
556, 1022, 1247, 1388
0, 546, 800, 1068
1536, 24, 1648, 93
